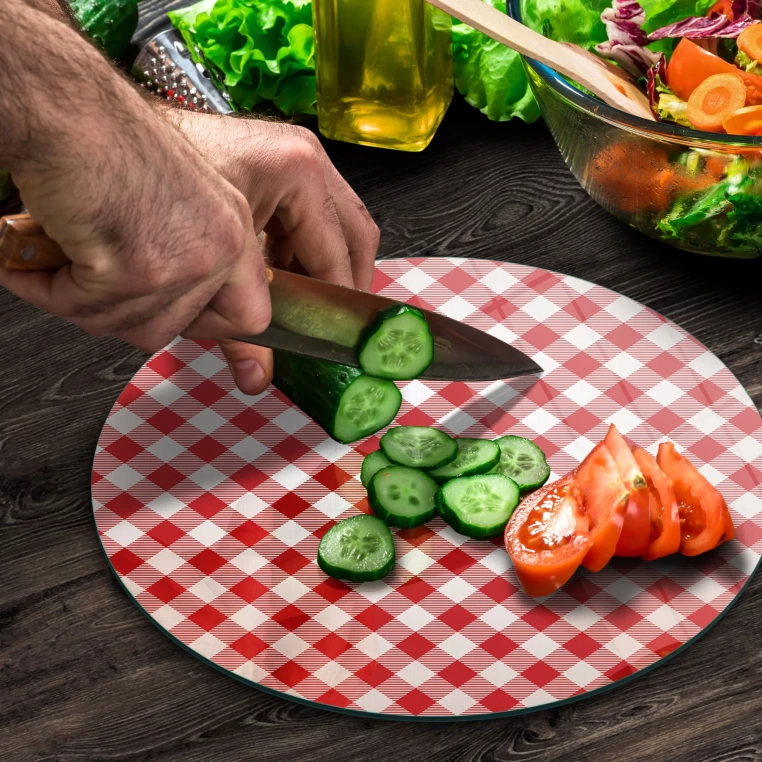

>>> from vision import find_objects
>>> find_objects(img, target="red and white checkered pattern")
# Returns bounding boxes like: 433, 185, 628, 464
92, 259, 762, 718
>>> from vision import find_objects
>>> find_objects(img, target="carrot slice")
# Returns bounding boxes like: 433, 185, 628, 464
722, 104, 762, 135
687, 73, 746, 132
739, 22, 762, 64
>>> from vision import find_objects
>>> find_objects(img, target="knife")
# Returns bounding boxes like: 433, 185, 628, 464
0, 212, 542, 381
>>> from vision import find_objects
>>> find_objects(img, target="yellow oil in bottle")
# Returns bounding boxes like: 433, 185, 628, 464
312, 0, 453, 152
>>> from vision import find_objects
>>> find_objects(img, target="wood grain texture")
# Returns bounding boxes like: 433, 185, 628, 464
2, 4, 762, 761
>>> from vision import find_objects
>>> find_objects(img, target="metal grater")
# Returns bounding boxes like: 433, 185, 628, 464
132, 28, 235, 115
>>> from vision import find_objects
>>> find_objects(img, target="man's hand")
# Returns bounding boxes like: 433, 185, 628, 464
0, 0, 379, 395
163, 110, 380, 391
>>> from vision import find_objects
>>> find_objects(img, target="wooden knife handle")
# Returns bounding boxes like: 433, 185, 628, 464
0, 213, 70, 270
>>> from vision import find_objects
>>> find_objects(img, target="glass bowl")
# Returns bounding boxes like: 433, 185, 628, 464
509, 0, 762, 259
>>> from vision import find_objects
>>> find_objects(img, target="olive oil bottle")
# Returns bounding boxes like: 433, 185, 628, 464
312, 0, 454, 152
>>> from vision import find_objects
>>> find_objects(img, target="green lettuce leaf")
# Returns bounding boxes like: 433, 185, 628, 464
169, 0, 316, 116
452, 0, 540, 122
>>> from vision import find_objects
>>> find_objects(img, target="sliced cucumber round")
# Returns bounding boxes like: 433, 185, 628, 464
489, 436, 550, 493
317, 515, 395, 582
357, 305, 434, 380
436, 474, 520, 539
380, 426, 458, 470
334, 375, 402, 444
428, 438, 501, 484
368, 466, 438, 528
361, 450, 392, 488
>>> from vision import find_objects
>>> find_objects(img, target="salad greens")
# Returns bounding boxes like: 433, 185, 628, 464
169, 0, 317, 116
453, 0, 540, 122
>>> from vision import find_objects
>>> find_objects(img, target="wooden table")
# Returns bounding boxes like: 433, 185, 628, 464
2, 3, 762, 761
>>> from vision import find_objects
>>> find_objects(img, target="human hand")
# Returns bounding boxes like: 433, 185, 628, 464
163, 110, 380, 392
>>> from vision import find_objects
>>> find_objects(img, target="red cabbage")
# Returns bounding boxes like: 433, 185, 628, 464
596, 0, 661, 75
647, 12, 755, 40
646, 55, 668, 119
732, 0, 760, 19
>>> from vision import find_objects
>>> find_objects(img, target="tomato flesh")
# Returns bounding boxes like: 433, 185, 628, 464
656, 442, 730, 556
576, 442, 629, 572
505, 475, 592, 598
605, 425, 650, 557
632, 446, 681, 560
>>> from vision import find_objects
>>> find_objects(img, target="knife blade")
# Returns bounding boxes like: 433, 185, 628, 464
0, 213, 542, 381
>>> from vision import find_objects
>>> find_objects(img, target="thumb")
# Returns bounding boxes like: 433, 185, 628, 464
218, 339, 273, 396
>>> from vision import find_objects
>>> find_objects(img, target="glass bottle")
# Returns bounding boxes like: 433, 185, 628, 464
312, 0, 454, 152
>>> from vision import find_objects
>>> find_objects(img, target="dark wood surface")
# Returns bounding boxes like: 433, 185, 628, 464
3, 3, 762, 761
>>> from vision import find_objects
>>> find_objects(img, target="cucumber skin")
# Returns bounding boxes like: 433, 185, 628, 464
356, 305, 434, 380
367, 467, 438, 529
436, 475, 520, 539
272, 351, 400, 445
68, 0, 138, 59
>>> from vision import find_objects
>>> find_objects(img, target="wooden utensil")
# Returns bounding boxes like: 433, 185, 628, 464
428, 0, 655, 120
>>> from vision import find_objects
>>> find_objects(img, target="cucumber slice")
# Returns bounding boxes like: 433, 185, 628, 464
428, 438, 501, 484
361, 450, 392, 488
368, 466, 439, 528
272, 351, 402, 444
490, 436, 551, 493
357, 305, 434, 380
436, 474, 520, 539
317, 515, 395, 582
380, 426, 458, 470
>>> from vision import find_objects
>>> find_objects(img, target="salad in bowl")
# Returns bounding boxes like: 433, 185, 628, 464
513, 0, 762, 257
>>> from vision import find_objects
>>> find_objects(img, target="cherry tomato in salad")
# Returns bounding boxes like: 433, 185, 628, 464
505, 475, 592, 598
576, 442, 629, 572
632, 446, 681, 560
604, 425, 651, 558
656, 442, 732, 555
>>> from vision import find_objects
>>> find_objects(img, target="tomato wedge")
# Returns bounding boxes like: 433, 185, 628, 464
656, 442, 732, 555
632, 446, 681, 560
604, 425, 650, 557
576, 442, 629, 572
505, 475, 592, 598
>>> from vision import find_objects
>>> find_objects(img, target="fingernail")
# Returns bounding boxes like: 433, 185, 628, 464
234, 359, 265, 394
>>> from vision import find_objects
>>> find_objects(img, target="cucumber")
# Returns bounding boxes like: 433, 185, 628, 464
436, 474, 520, 539
68, 0, 139, 59
317, 515, 395, 582
361, 450, 392, 488
272, 351, 401, 444
357, 305, 434, 380
489, 436, 551, 493
368, 466, 438, 528
380, 426, 458, 470
428, 438, 501, 484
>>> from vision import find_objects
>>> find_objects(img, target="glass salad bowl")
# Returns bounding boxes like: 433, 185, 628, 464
509, 0, 762, 259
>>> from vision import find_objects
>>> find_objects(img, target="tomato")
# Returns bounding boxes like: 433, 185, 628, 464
605, 425, 651, 557
668, 39, 762, 105
707, 0, 733, 17
505, 475, 592, 598
576, 443, 629, 572
632, 446, 681, 560
656, 442, 731, 555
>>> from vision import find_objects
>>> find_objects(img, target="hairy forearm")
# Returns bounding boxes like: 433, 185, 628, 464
1, 0, 156, 173
25, 0, 74, 25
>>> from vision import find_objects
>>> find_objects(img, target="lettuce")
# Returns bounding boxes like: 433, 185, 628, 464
452, 0, 540, 122
168, 0, 317, 116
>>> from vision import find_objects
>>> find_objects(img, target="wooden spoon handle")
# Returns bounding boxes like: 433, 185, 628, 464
0, 214, 70, 270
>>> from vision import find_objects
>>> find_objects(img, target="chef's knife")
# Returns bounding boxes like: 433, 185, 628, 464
0, 213, 542, 381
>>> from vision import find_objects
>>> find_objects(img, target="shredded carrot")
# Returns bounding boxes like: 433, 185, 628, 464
686, 73, 747, 132
739, 22, 762, 64
722, 104, 762, 135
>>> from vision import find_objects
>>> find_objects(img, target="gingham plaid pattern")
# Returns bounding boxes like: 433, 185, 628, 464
92, 259, 762, 718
